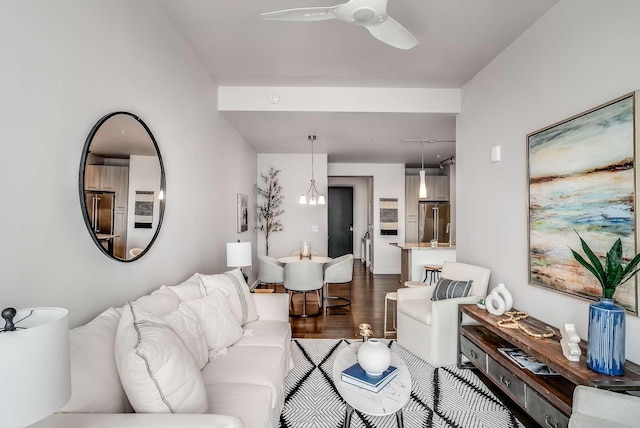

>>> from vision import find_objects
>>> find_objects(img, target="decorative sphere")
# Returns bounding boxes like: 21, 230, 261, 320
357, 338, 391, 376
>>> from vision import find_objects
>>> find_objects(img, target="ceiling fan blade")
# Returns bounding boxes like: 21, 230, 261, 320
260, 7, 336, 22
365, 16, 418, 49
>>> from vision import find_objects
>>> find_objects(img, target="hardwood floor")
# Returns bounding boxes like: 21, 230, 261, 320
279, 260, 401, 339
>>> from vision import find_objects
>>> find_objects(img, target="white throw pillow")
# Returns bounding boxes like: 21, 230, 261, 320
198, 269, 258, 325
60, 307, 131, 413
184, 289, 243, 356
134, 285, 181, 317
115, 302, 208, 414
167, 273, 204, 302
163, 305, 209, 370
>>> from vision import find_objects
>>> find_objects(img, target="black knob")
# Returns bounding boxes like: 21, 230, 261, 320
1, 307, 17, 332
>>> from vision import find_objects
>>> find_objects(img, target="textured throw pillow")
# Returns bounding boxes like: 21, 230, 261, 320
163, 305, 209, 369
431, 278, 474, 301
167, 273, 204, 302
115, 302, 208, 414
198, 269, 258, 325
183, 288, 243, 356
134, 285, 181, 317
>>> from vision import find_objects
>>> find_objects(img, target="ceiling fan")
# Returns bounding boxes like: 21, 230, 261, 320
260, 0, 419, 50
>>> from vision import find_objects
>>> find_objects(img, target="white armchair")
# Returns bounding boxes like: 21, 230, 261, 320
396, 261, 491, 367
569, 386, 640, 428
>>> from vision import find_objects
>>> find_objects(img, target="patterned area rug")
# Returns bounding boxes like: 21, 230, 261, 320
280, 339, 524, 428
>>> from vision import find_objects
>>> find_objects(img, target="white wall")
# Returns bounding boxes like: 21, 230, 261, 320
456, 0, 640, 362
329, 163, 405, 274
0, 0, 257, 328
127, 155, 162, 253
256, 153, 328, 258
328, 176, 369, 258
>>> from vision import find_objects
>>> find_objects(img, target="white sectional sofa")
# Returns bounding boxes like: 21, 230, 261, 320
32, 270, 292, 428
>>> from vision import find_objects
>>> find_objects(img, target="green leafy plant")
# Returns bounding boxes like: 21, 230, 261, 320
570, 232, 640, 299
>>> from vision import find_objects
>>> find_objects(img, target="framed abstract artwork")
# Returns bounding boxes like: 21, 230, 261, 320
528, 92, 639, 313
237, 193, 248, 233
379, 198, 398, 235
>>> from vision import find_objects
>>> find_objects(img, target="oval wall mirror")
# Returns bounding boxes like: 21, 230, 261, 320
79, 112, 166, 262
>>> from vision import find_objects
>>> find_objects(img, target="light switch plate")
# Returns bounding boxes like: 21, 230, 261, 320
311, 225, 319, 232
491, 145, 501, 163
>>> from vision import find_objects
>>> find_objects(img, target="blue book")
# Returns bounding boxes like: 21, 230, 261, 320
341, 363, 398, 392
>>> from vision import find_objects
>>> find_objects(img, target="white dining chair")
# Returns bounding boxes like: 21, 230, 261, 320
257, 255, 285, 289
323, 254, 354, 312
284, 262, 324, 317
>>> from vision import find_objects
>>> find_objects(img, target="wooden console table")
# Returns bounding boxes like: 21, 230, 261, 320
457, 304, 640, 428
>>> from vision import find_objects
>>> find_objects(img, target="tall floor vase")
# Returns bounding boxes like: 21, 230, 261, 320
587, 298, 625, 376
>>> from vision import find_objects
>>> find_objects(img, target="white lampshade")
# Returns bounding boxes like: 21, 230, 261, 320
419, 170, 427, 199
227, 241, 252, 267
317, 194, 326, 205
299, 194, 307, 204
0, 307, 71, 428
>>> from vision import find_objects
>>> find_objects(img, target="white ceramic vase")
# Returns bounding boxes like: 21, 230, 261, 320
357, 338, 391, 376
494, 283, 513, 311
485, 292, 506, 316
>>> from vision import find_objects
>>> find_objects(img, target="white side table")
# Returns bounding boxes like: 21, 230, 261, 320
384, 292, 398, 337
332, 342, 411, 427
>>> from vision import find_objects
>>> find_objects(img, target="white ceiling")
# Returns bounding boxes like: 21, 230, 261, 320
160, 0, 558, 167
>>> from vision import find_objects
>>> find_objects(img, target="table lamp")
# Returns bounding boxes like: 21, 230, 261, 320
0, 307, 71, 427
227, 241, 252, 282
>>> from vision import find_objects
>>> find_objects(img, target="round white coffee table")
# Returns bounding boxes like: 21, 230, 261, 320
332, 341, 411, 427
277, 256, 333, 264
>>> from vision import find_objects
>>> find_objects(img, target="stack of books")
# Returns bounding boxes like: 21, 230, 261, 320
498, 347, 559, 375
341, 363, 398, 392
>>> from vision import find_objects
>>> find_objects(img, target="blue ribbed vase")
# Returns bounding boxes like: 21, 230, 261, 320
587, 298, 625, 376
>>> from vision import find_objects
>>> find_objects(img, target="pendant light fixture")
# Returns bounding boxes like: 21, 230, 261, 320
299, 135, 325, 205
419, 142, 427, 199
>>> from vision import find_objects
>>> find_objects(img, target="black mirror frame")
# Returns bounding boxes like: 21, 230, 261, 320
79, 111, 166, 262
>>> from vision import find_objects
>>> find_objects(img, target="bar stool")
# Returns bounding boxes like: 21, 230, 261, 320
423, 265, 442, 284
384, 292, 398, 337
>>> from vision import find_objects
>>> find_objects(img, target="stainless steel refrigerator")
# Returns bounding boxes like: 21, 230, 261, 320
419, 202, 450, 244
84, 191, 115, 235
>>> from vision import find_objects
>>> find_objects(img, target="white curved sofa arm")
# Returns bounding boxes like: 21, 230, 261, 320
252, 293, 289, 322
32, 413, 243, 428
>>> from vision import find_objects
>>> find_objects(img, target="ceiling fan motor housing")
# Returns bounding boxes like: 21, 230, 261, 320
334, 0, 387, 24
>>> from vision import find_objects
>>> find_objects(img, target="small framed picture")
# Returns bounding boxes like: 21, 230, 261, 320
237, 193, 248, 233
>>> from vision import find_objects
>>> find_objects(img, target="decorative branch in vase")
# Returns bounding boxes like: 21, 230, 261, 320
255, 167, 284, 256
569, 231, 640, 375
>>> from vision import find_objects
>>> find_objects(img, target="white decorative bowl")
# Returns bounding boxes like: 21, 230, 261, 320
357, 338, 391, 376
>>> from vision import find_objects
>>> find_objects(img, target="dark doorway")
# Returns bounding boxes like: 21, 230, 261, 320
328, 187, 353, 258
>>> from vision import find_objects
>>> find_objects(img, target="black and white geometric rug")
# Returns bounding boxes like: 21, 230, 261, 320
280, 339, 524, 428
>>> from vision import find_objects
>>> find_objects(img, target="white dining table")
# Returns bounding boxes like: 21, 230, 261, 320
277, 256, 333, 264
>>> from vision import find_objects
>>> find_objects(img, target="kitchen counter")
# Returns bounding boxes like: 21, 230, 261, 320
390, 243, 456, 283
390, 242, 455, 250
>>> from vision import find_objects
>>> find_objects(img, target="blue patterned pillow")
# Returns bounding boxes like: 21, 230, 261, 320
431, 278, 473, 301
